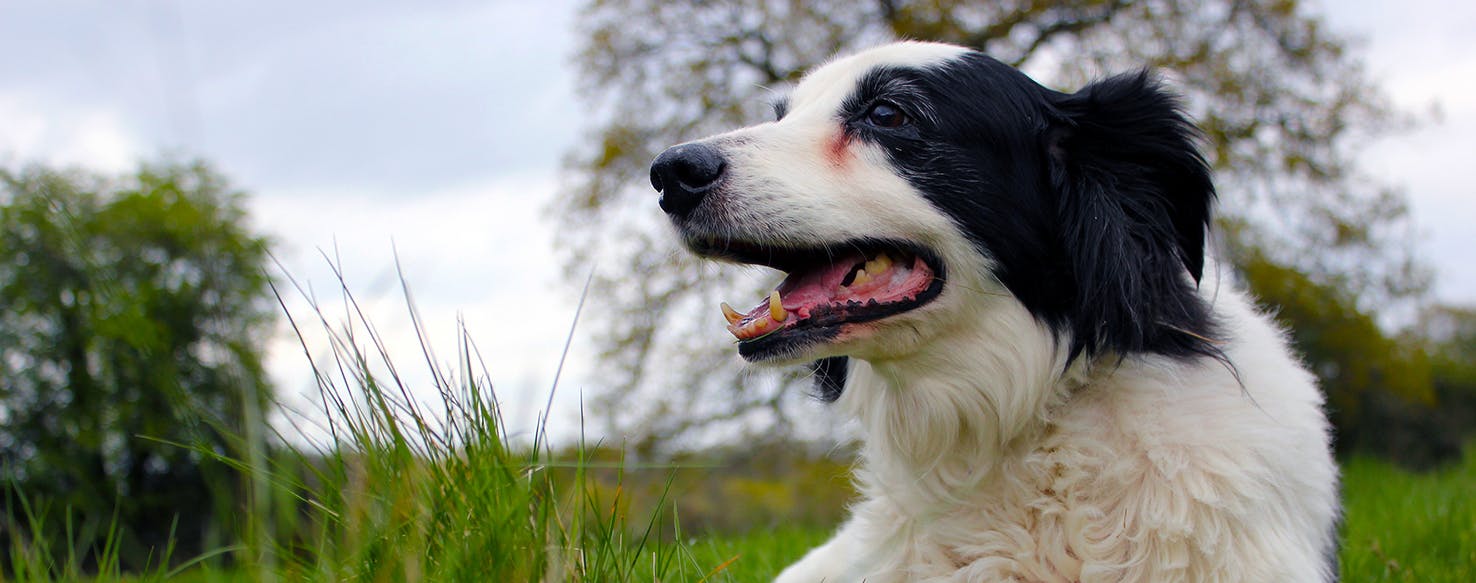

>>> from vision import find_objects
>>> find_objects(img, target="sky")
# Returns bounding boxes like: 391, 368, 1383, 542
1, 0, 1473, 445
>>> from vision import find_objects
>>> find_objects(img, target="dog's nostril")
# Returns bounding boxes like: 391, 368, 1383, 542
652, 144, 725, 190
649, 166, 665, 193
650, 142, 727, 217
672, 154, 724, 190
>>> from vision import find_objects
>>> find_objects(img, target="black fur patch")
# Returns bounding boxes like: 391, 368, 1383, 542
839, 53, 1222, 364
772, 95, 790, 120
810, 356, 849, 402
737, 324, 841, 362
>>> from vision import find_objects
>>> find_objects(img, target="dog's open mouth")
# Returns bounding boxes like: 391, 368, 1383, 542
690, 238, 945, 360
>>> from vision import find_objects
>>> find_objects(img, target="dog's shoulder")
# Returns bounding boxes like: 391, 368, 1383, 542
840, 288, 1340, 582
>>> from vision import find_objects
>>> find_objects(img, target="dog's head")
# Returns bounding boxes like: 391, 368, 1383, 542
650, 41, 1219, 382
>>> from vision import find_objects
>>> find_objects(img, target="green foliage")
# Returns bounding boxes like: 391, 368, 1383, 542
1234, 240, 1476, 466
1407, 306, 1476, 463
1235, 248, 1430, 451
0, 161, 275, 572
1423, 306, 1476, 386
557, 0, 1429, 451
1243, 250, 1431, 404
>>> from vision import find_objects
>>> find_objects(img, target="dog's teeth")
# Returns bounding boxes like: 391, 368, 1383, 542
768, 291, 787, 322
865, 254, 892, 275
851, 269, 872, 285
755, 318, 770, 332
721, 302, 743, 325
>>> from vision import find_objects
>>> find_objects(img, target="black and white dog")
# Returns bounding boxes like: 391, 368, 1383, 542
650, 42, 1338, 582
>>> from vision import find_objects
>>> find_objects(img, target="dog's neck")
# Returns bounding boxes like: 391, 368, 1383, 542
838, 299, 1079, 511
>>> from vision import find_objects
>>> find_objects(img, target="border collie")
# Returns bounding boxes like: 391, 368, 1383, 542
649, 41, 1339, 582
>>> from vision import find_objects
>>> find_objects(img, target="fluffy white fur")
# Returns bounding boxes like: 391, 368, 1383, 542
667, 42, 1340, 582
778, 276, 1338, 582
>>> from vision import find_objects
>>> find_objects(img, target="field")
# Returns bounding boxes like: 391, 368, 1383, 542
628, 452, 1476, 582
697, 453, 1476, 582
1338, 449, 1476, 581
37, 443, 1476, 582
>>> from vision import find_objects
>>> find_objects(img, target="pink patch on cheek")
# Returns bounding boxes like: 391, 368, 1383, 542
826, 129, 851, 168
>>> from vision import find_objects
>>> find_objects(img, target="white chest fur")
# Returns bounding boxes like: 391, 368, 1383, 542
778, 289, 1339, 583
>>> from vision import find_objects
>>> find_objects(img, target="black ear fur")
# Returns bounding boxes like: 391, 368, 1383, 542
1047, 71, 1220, 362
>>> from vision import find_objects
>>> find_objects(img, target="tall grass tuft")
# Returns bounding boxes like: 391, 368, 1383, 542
237, 261, 712, 581
3, 259, 786, 582
3, 494, 146, 581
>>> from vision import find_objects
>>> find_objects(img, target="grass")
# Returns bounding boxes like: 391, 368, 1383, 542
1340, 447, 1476, 581
4, 265, 1474, 581
3, 263, 725, 582
217, 262, 725, 581
682, 526, 832, 581
701, 453, 1476, 582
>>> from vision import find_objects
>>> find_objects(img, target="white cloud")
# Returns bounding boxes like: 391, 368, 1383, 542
177, 0, 583, 195
1318, 0, 1476, 304
0, 93, 140, 172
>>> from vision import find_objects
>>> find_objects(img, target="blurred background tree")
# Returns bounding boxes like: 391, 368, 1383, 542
555, 0, 1468, 461
0, 161, 275, 569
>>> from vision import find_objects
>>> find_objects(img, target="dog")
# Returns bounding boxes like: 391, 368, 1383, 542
649, 41, 1339, 582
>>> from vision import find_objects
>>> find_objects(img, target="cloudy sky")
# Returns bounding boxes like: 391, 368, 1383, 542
2, 0, 1472, 444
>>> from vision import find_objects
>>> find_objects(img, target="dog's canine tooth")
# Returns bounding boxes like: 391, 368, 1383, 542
769, 291, 787, 322
721, 302, 744, 325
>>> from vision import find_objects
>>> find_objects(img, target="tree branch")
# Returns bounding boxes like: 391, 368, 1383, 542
1008, 0, 1133, 67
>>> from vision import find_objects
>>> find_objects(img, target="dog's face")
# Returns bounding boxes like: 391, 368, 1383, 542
651, 41, 1219, 375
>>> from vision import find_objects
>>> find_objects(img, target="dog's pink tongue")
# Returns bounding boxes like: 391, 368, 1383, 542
772, 258, 857, 319
721, 250, 932, 341
722, 252, 863, 340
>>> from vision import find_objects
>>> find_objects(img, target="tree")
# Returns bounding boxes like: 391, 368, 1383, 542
1389, 305, 1476, 466
1234, 246, 1431, 456
554, 0, 1429, 452
0, 161, 275, 569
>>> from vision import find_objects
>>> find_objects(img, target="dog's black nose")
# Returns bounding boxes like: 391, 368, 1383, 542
650, 143, 726, 218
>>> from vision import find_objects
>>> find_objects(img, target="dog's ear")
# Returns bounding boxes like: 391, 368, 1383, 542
810, 356, 848, 402
1046, 71, 1218, 361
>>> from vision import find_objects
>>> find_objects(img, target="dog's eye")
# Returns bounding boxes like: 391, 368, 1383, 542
865, 102, 909, 128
